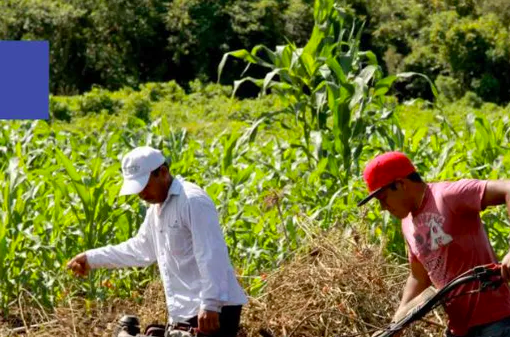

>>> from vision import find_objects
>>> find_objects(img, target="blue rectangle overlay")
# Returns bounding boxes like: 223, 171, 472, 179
0, 41, 49, 120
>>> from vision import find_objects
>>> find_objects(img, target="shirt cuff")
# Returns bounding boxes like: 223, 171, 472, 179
84, 249, 97, 267
85, 248, 109, 268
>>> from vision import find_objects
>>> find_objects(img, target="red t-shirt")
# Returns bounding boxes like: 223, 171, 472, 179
402, 179, 510, 336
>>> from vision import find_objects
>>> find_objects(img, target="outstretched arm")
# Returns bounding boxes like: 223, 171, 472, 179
84, 215, 157, 269
481, 180, 510, 211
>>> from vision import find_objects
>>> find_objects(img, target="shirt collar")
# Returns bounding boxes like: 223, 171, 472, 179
163, 175, 183, 202
169, 176, 183, 196
156, 176, 183, 215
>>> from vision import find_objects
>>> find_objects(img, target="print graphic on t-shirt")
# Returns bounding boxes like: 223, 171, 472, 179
411, 212, 453, 285
412, 212, 452, 257
429, 216, 453, 250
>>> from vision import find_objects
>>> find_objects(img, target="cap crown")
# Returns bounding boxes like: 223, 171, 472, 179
121, 146, 165, 179
363, 151, 416, 192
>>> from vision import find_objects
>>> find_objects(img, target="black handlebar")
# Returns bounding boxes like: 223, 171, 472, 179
373, 263, 503, 337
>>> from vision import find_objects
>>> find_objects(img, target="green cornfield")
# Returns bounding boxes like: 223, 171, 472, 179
1, 0, 510, 319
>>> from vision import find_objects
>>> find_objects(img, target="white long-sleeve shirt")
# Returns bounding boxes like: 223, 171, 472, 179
85, 176, 248, 323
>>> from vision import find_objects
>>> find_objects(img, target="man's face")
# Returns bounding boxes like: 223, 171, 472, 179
375, 180, 411, 219
138, 167, 168, 204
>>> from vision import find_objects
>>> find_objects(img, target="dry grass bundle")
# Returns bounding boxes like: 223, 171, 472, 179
0, 282, 168, 337
240, 226, 446, 337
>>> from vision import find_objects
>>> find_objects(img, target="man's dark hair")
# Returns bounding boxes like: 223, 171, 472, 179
387, 172, 423, 190
151, 162, 169, 177
407, 171, 423, 183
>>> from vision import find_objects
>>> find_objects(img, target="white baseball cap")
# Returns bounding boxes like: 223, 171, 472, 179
119, 146, 166, 196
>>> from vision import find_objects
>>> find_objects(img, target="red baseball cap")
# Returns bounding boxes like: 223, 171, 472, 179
357, 151, 417, 206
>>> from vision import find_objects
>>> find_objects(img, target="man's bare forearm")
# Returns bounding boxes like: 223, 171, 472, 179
393, 261, 432, 321
395, 274, 430, 316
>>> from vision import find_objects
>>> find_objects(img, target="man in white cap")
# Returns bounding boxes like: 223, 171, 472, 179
67, 146, 248, 337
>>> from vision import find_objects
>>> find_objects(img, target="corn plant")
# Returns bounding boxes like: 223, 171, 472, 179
219, 0, 436, 189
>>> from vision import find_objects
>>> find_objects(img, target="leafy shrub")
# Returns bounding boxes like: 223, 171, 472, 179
479, 0, 510, 23
121, 92, 152, 123
189, 80, 233, 98
78, 87, 122, 115
165, 0, 315, 90
344, 0, 510, 104
435, 75, 463, 102
7, 0, 510, 105
471, 74, 501, 102
49, 96, 73, 122
282, 0, 314, 46
139, 81, 186, 102
459, 91, 483, 108
0, 0, 172, 94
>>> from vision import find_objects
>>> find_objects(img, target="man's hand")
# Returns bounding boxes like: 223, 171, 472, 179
67, 253, 90, 277
197, 309, 220, 335
385, 311, 405, 337
392, 306, 408, 323
501, 251, 510, 282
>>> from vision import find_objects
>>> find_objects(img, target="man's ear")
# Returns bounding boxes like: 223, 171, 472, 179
395, 179, 405, 191
161, 165, 171, 179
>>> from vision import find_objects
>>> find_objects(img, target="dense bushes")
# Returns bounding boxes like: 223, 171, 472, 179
0, 0, 314, 96
350, 0, 510, 103
3, 0, 510, 104
48, 81, 187, 121
0, 0, 172, 95
165, 0, 313, 86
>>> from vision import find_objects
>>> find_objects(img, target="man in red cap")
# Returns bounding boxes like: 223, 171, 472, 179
358, 151, 510, 337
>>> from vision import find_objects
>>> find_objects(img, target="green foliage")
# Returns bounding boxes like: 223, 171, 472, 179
436, 12, 510, 102
49, 96, 73, 122
219, 0, 436, 186
47, 80, 238, 124
349, 0, 510, 103
121, 92, 152, 123
165, 0, 231, 84
138, 81, 186, 103
479, 0, 510, 23
165, 0, 315, 86
188, 79, 233, 98
0, 0, 172, 94
435, 75, 463, 102
281, 0, 315, 46
3, 92, 510, 315
459, 91, 483, 109
4, 0, 510, 318
78, 87, 123, 116
5, 0, 510, 105
0, 0, 315, 95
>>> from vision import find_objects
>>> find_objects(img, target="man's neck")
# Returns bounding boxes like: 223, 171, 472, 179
411, 182, 427, 216
157, 176, 174, 206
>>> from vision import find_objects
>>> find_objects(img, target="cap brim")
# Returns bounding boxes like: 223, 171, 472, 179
357, 187, 384, 207
119, 174, 150, 196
